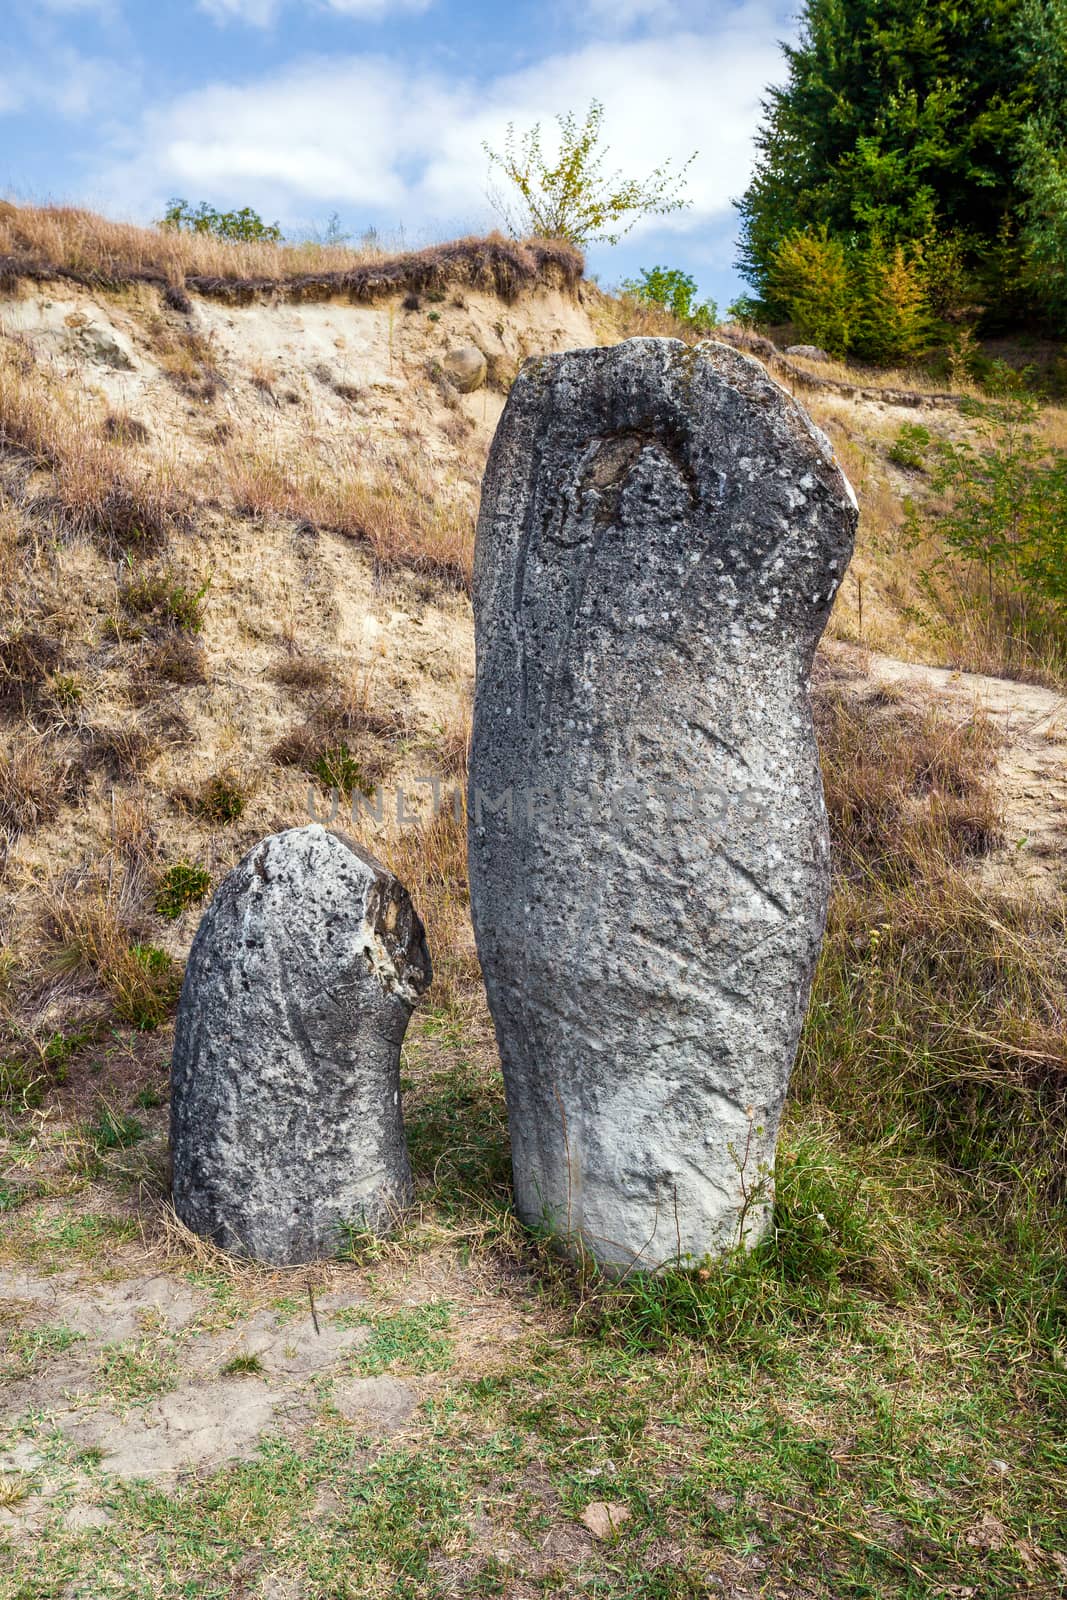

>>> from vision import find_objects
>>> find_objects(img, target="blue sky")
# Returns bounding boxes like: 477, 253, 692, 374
2, 0, 797, 309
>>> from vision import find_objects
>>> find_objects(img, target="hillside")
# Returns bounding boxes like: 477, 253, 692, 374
0, 206, 1065, 1599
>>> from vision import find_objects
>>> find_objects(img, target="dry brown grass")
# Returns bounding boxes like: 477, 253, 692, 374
0, 628, 63, 710
0, 340, 187, 549
138, 634, 207, 688
143, 317, 222, 402
598, 289, 709, 345
0, 203, 583, 306
43, 888, 180, 1030
908, 551, 1067, 688
815, 667, 1003, 880
227, 440, 475, 587
102, 412, 151, 446
384, 801, 475, 1014
109, 788, 159, 889
272, 674, 408, 797
800, 677, 1066, 1201
0, 732, 81, 836
82, 721, 158, 780
425, 701, 471, 779
248, 356, 280, 396
270, 651, 337, 692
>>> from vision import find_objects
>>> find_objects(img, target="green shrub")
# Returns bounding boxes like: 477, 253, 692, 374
620, 266, 717, 329
125, 944, 182, 1029
770, 226, 855, 355
120, 567, 210, 634
856, 237, 932, 362
311, 743, 375, 800
483, 98, 694, 246
888, 422, 931, 470
193, 769, 247, 824
771, 226, 940, 362
160, 199, 281, 243
44, 672, 83, 711
154, 864, 211, 920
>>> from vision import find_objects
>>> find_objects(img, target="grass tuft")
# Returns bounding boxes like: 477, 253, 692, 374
120, 565, 210, 634
45, 895, 183, 1029
154, 862, 211, 920
187, 767, 249, 824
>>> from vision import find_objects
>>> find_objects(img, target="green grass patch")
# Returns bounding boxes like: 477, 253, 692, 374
87, 1104, 146, 1153
154, 863, 211, 920
96, 1338, 179, 1403
338, 1302, 454, 1376
191, 768, 248, 823
120, 566, 210, 634
1, 1323, 83, 1381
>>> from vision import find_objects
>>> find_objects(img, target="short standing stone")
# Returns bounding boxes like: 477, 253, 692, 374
468, 339, 857, 1272
170, 826, 430, 1264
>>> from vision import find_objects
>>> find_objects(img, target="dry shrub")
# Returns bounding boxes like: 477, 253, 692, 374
799, 679, 1065, 1206
606, 290, 706, 344
110, 788, 158, 886
227, 443, 475, 587
82, 722, 157, 779
270, 651, 335, 691
0, 629, 63, 710
815, 679, 1003, 880
484, 351, 521, 393
272, 678, 404, 798
44, 892, 180, 1030
384, 802, 475, 1012
102, 413, 150, 445
145, 318, 222, 401
248, 356, 279, 396
801, 874, 1067, 1203
139, 634, 207, 687
0, 341, 187, 549
0, 734, 81, 834
0, 203, 583, 306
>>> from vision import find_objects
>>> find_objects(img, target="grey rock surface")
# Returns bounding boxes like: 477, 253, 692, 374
70, 322, 137, 370
785, 344, 831, 363
468, 338, 857, 1271
171, 825, 431, 1264
442, 344, 488, 392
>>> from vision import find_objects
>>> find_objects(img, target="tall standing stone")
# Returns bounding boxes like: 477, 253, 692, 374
468, 339, 857, 1272
171, 825, 430, 1264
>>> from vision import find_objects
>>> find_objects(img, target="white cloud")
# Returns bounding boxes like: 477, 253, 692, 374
0, 44, 134, 122
198, 0, 281, 22
320, 0, 433, 12
31, 0, 117, 13
199, 0, 432, 25
578, 0, 679, 26
94, 6, 784, 244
